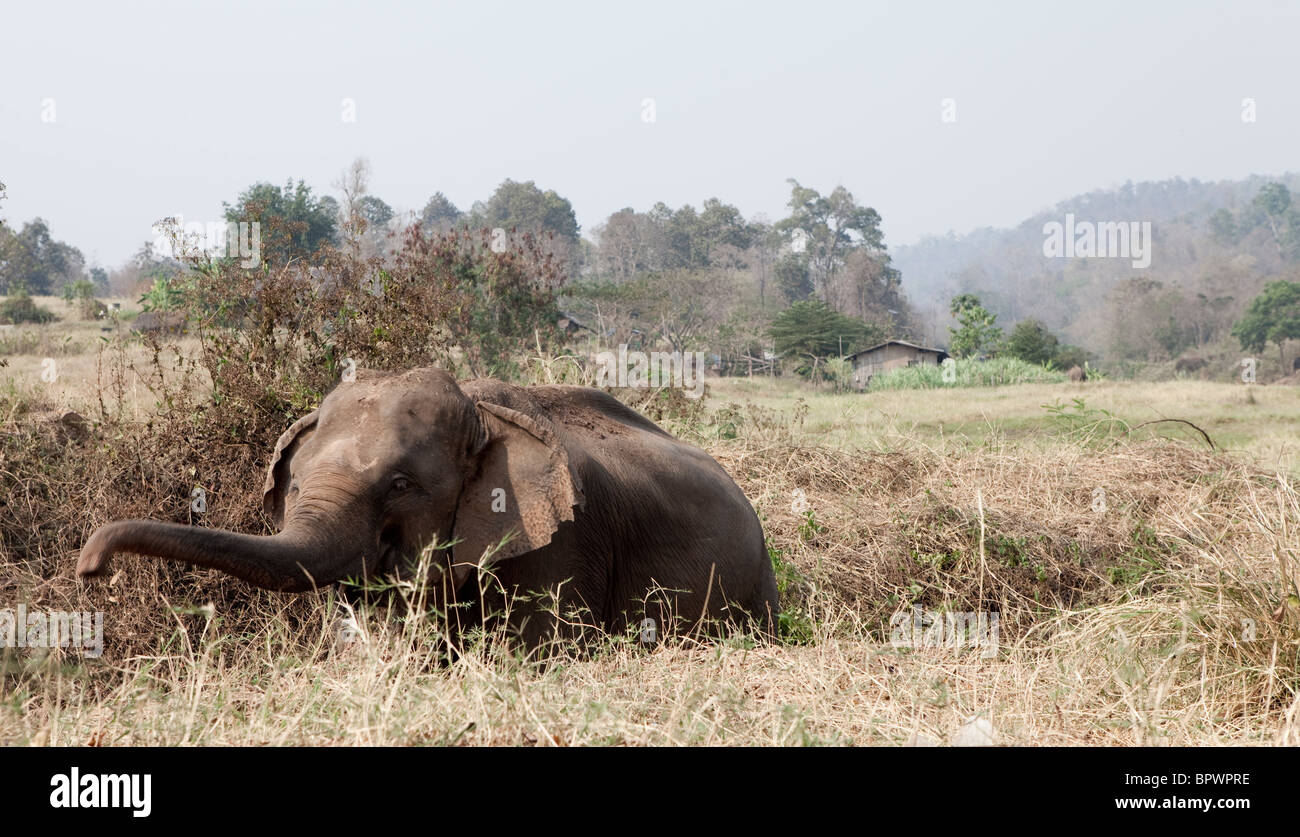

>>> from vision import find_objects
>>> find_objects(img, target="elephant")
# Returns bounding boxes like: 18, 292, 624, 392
77, 367, 779, 646
1067, 365, 1087, 382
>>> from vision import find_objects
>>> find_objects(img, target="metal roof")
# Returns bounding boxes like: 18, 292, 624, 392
843, 339, 949, 360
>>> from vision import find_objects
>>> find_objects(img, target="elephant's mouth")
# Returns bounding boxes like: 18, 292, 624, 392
378, 524, 404, 574
373, 521, 453, 585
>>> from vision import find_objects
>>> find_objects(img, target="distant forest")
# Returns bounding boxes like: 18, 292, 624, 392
3, 169, 1300, 381
896, 173, 1300, 377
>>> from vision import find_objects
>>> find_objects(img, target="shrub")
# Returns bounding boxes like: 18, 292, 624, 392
1053, 344, 1089, 370
61, 278, 105, 320
1003, 319, 1058, 366
0, 287, 57, 324
868, 356, 1065, 390
148, 224, 568, 443
138, 276, 185, 312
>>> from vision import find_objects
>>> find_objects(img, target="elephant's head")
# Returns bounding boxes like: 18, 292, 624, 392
77, 368, 583, 594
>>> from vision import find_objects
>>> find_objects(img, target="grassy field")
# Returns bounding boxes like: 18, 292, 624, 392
2, 310, 1299, 746
710, 375, 1300, 475
1, 296, 206, 420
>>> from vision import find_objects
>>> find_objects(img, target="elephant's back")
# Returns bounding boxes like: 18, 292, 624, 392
461, 380, 675, 443
537, 387, 772, 614
466, 379, 775, 630
473, 383, 745, 503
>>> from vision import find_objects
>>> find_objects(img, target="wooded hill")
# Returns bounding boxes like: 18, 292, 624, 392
895, 173, 1300, 378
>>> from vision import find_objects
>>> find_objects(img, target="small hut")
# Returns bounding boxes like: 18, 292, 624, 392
844, 340, 949, 389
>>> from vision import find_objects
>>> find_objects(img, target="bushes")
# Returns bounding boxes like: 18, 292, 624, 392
138, 276, 185, 312
130, 223, 566, 447
77, 296, 107, 320
868, 356, 1066, 390
60, 279, 106, 320
0, 223, 571, 663
0, 287, 57, 324
175, 225, 566, 441
1003, 318, 1090, 370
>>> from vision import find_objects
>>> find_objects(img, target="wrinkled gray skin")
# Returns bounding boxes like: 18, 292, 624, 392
78, 368, 778, 645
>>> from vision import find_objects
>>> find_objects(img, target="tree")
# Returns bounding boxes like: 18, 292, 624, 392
0, 218, 86, 294
223, 179, 338, 264
637, 270, 735, 352
659, 203, 704, 269
590, 198, 752, 279
61, 278, 95, 303
133, 240, 181, 281
318, 195, 342, 228
769, 298, 883, 380
62, 278, 104, 319
1251, 182, 1296, 258
89, 266, 110, 294
746, 219, 783, 309
1054, 344, 1089, 370
775, 254, 813, 302
420, 192, 463, 232
384, 227, 567, 378
334, 158, 375, 256
471, 180, 581, 273
1003, 319, 1060, 366
476, 179, 579, 241
99, 241, 181, 297
833, 248, 912, 334
696, 198, 752, 267
775, 180, 888, 301
1002, 317, 1088, 369
1104, 278, 1196, 362
592, 207, 667, 281
1232, 279, 1300, 367
355, 195, 394, 228
1208, 208, 1237, 245
947, 294, 1002, 359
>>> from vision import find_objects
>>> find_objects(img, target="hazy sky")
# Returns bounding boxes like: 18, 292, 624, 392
2, 0, 1297, 268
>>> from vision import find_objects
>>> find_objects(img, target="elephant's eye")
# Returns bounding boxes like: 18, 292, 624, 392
391, 477, 411, 493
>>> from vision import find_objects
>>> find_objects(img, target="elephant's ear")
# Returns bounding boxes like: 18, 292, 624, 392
261, 410, 319, 528
451, 402, 583, 592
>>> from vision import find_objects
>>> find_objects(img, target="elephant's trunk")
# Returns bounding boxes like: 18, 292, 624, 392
77, 519, 365, 592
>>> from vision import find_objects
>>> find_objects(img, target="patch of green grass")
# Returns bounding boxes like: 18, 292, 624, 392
797, 508, 825, 543
988, 533, 1030, 568
869, 357, 1065, 391
768, 539, 815, 645
1106, 524, 1173, 591
1042, 397, 1129, 444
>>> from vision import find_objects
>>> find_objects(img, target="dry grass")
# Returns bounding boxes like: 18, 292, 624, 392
3, 296, 1299, 745
3, 406, 1298, 745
